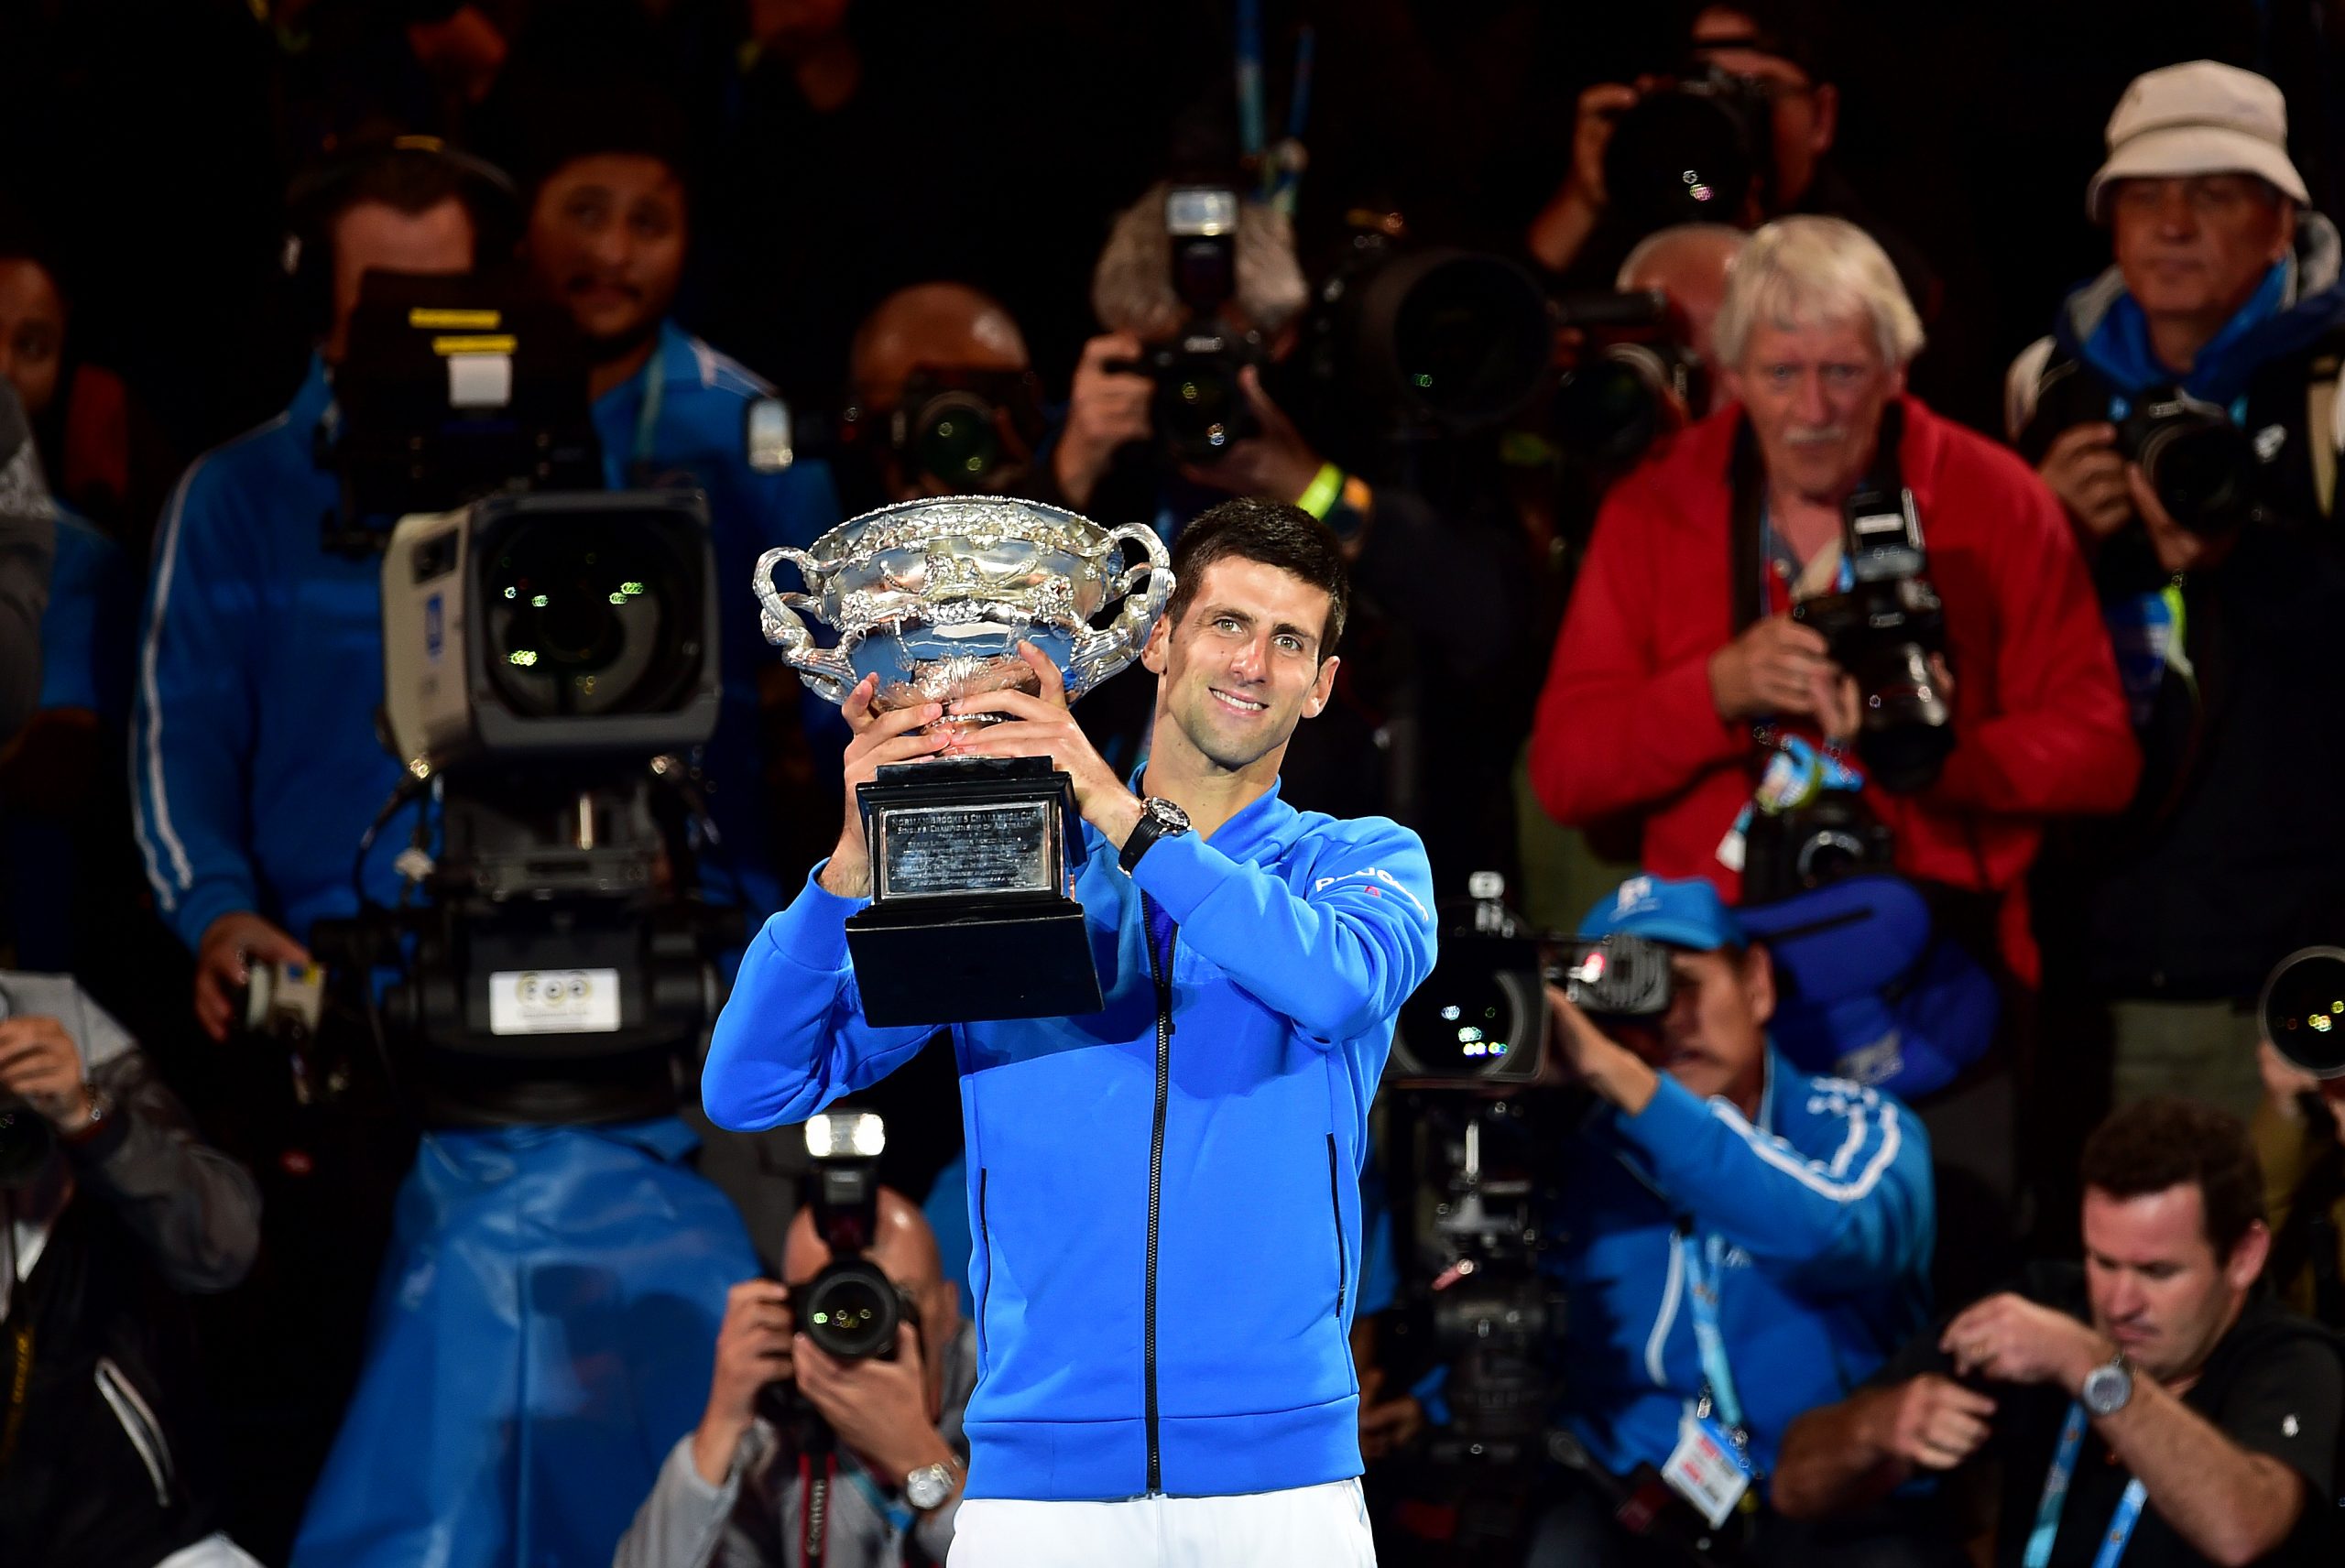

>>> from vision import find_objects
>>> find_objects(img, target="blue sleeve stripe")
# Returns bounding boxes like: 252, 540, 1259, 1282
1710, 1096, 1904, 1204
132, 445, 232, 906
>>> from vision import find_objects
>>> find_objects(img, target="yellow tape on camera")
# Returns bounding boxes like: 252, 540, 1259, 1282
409, 308, 503, 330
431, 334, 518, 356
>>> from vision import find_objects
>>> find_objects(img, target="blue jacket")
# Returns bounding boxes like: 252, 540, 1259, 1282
703, 781, 1437, 1501
131, 324, 838, 952
1549, 1051, 1934, 1488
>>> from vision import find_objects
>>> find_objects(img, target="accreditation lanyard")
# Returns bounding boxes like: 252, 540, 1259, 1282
2021, 1402, 2148, 1568
628, 353, 666, 476
1677, 1228, 1748, 1441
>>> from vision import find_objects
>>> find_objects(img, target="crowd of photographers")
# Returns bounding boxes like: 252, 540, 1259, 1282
3, 2, 2345, 1566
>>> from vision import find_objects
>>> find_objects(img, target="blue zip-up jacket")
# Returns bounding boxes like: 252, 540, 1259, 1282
131, 323, 838, 952
1549, 1051, 1934, 1488
703, 780, 1437, 1501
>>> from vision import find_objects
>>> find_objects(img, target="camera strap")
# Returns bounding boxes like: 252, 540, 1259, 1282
798, 1449, 836, 1568
2022, 1403, 2148, 1568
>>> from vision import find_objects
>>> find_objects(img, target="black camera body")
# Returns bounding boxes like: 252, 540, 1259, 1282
1550, 289, 1707, 469
1790, 481, 1954, 793
1392, 876, 1674, 1086
1602, 67, 1779, 234
2118, 389, 2260, 538
796, 1113, 918, 1362
843, 365, 1047, 496
0, 984, 54, 1190
1105, 184, 1270, 467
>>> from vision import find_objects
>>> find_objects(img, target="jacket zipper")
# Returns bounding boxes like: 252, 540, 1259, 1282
1142, 894, 1176, 1495
1325, 1134, 1347, 1320
976, 1166, 993, 1368
94, 1356, 173, 1508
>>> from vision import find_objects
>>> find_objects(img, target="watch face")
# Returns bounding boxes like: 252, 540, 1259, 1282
905, 1464, 951, 1508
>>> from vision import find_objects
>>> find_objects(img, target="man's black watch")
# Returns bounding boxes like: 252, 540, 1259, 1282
1118, 797, 1192, 874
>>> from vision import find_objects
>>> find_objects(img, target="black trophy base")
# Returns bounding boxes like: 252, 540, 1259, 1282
845, 755, 1105, 1026
845, 898, 1103, 1027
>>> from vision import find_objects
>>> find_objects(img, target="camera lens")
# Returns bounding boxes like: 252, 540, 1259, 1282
1602, 89, 1760, 230
800, 1261, 904, 1359
909, 392, 1006, 490
1552, 351, 1677, 467
482, 514, 701, 719
2136, 412, 2256, 536
2261, 949, 2345, 1078
1153, 357, 1257, 465
1383, 253, 1552, 429
1851, 642, 1955, 793
1397, 966, 1537, 1079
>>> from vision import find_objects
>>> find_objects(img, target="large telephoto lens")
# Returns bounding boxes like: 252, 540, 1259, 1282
2261, 948, 2345, 1078
481, 512, 704, 720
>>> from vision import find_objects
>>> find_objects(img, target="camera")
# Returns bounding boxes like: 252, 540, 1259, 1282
1790, 479, 1954, 793
1739, 788, 1897, 906
1298, 216, 1554, 452
793, 1113, 920, 1360
380, 489, 721, 771
0, 979, 51, 1188
1601, 68, 1778, 235
2118, 389, 2259, 538
2260, 948, 2345, 1079
1548, 289, 1707, 468
847, 366, 1046, 495
1108, 185, 1268, 466
1392, 874, 1674, 1086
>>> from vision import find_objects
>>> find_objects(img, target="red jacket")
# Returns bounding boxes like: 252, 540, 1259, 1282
1529, 395, 2139, 984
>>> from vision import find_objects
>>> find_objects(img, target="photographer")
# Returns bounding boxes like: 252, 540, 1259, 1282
0, 374, 53, 751
843, 282, 1042, 509
1525, 5, 1927, 307
1774, 1097, 2343, 1568
0, 973, 263, 1567
2013, 61, 2345, 1119
1031, 181, 1333, 528
616, 1185, 971, 1568
130, 136, 490, 1040
1525, 876, 1936, 1568
1530, 215, 2135, 990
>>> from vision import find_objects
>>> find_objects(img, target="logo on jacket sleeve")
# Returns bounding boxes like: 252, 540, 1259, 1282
1312, 866, 1431, 920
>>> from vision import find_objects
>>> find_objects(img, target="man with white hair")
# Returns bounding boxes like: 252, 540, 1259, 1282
2011, 60, 2345, 1125
1532, 215, 2134, 991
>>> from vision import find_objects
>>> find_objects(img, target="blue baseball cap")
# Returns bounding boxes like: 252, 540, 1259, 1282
1577, 875, 1747, 953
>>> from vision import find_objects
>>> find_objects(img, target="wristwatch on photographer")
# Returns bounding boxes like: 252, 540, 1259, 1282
903, 1454, 961, 1511
2080, 1346, 2134, 1417
1118, 797, 1193, 875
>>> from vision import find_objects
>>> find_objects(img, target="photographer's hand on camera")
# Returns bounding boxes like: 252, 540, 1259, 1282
1527, 82, 1639, 273
193, 910, 312, 1043
1357, 1367, 1425, 1461
1706, 615, 1839, 722
817, 676, 952, 899
1053, 332, 1154, 510
1543, 985, 1661, 1114
795, 1321, 960, 1492
693, 1279, 796, 1486
1940, 1290, 2112, 1391
2125, 460, 2236, 576
2037, 422, 2135, 541
1179, 365, 1325, 505
0, 1013, 97, 1133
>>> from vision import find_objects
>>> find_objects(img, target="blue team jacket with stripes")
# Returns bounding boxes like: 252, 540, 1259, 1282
702, 784, 1438, 1502
1550, 1052, 1936, 1487
130, 324, 837, 952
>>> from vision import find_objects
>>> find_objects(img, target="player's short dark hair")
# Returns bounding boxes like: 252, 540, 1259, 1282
2078, 1096, 2266, 1261
1163, 497, 1349, 655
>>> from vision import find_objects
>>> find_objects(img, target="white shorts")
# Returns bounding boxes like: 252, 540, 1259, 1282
949, 1477, 1377, 1568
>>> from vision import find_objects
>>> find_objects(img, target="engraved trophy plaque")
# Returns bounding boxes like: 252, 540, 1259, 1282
754, 496, 1172, 1025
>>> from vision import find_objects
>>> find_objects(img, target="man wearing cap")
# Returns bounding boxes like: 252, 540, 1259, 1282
2012, 60, 2345, 1126
1523, 874, 1937, 1568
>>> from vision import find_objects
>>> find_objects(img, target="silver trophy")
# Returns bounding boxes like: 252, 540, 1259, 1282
752, 496, 1174, 1025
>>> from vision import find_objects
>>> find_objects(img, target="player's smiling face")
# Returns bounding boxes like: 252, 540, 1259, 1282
1143, 556, 1337, 776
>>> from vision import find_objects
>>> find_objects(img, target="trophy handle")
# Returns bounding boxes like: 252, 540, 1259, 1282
1066, 524, 1176, 700
754, 546, 856, 705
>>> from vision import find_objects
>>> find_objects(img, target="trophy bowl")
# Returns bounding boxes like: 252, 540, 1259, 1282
752, 496, 1173, 729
